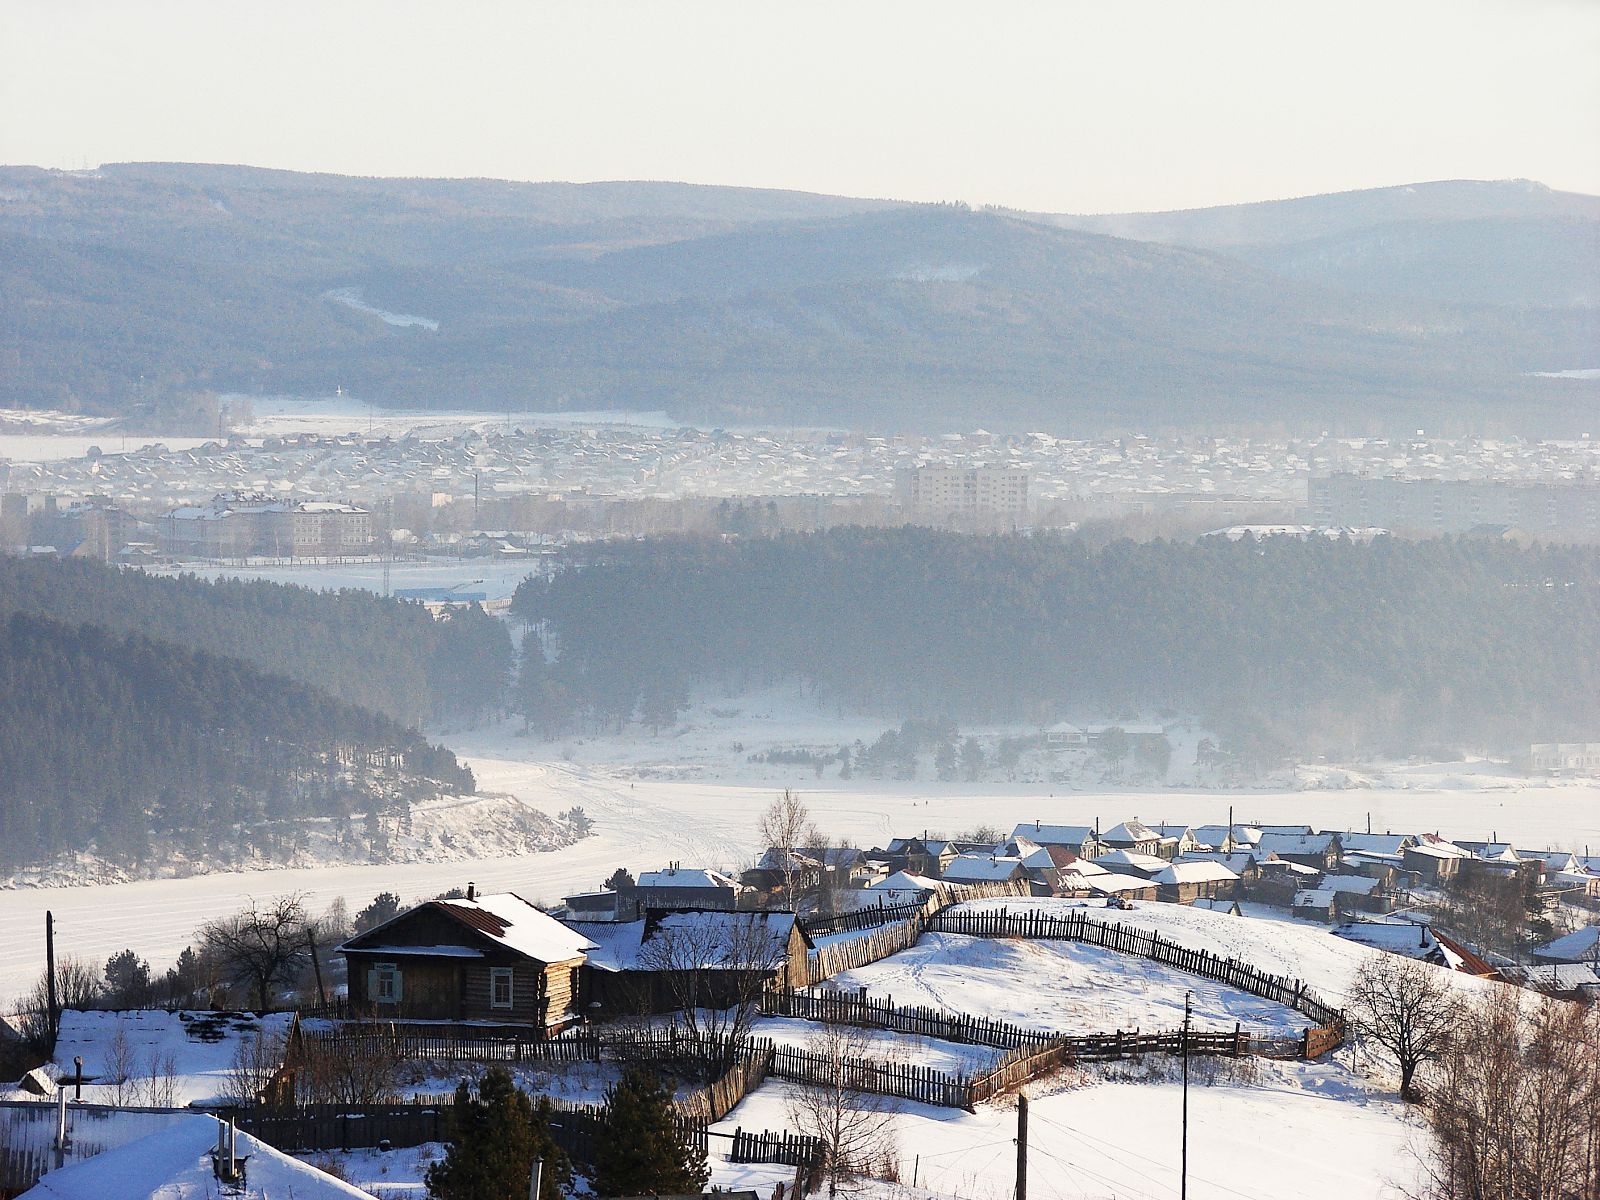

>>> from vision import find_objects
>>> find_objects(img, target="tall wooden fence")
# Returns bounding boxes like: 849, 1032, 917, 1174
929, 906, 1346, 1031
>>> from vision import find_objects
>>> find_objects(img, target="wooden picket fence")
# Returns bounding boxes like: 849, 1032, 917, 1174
729, 1126, 825, 1168
764, 987, 1055, 1051
801, 901, 925, 937
929, 906, 1346, 1032
297, 1022, 602, 1066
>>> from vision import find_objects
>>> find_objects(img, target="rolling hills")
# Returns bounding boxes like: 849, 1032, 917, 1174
1, 164, 1593, 432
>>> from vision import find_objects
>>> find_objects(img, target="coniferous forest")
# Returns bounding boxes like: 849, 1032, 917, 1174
0, 559, 500, 870
513, 529, 1600, 753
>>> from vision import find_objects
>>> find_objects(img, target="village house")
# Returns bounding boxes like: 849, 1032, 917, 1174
1188, 824, 1261, 853
634, 865, 744, 911
560, 888, 638, 923
339, 888, 596, 1031
864, 869, 943, 906
1150, 823, 1202, 857
1011, 821, 1108, 859
1258, 831, 1342, 872
1534, 925, 1600, 966
1092, 847, 1170, 879
574, 909, 812, 1015
877, 836, 949, 878
1402, 835, 1470, 884
1318, 873, 1394, 915
940, 853, 1031, 889
1176, 850, 1270, 883
1098, 819, 1166, 858
1151, 860, 1239, 904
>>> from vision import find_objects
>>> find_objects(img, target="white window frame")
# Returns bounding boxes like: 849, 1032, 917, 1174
372, 963, 400, 1005
490, 966, 515, 1010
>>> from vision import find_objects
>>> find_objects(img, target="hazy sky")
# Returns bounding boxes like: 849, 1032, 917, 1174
4, 0, 1597, 213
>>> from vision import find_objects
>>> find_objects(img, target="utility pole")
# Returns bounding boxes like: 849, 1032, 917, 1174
45, 911, 58, 1042
1181, 990, 1192, 1200
1015, 1092, 1028, 1200
528, 1156, 543, 1200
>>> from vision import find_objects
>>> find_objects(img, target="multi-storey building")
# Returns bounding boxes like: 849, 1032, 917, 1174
161, 493, 371, 559
1309, 473, 1600, 542
895, 464, 1031, 522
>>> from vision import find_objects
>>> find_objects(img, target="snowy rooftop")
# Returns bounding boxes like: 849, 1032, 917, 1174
636, 867, 738, 890
342, 891, 595, 965
18, 1113, 370, 1200
1151, 861, 1239, 885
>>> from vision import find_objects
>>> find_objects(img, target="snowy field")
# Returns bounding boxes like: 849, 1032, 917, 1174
2, 711, 1596, 1007
0, 1010, 298, 1108
712, 1058, 1421, 1200
821, 931, 1310, 1036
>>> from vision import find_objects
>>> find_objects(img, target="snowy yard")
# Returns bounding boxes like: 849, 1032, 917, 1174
714, 1058, 1422, 1200
821, 931, 1310, 1036
752, 1015, 1004, 1076
1, 1010, 297, 1108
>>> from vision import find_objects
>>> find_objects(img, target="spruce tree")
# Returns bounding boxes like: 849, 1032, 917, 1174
593, 1067, 709, 1197
425, 1067, 571, 1200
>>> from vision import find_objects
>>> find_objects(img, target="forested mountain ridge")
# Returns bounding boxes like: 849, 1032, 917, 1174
512, 529, 1600, 755
0, 558, 511, 727
0, 610, 473, 872
3, 163, 1593, 433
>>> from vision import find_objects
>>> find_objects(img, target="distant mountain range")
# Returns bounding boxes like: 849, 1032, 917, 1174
1, 163, 1594, 433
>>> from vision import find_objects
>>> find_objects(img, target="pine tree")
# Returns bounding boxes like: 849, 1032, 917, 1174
425, 1067, 570, 1200
593, 1067, 709, 1197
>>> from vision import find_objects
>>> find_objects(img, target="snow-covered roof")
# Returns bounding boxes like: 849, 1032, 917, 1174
1151, 861, 1238, 885
1189, 824, 1259, 849
1177, 852, 1262, 874
18, 1113, 370, 1200
868, 870, 942, 893
1083, 872, 1157, 894
636, 867, 739, 890
1092, 849, 1168, 873
942, 854, 1024, 883
1521, 963, 1600, 991
342, 892, 595, 964
1334, 833, 1416, 855
1101, 820, 1159, 844
1534, 925, 1600, 963
1259, 832, 1338, 856
576, 910, 801, 972
1011, 823, 1098, 847
1332, 920, 1439, 960
1319, 875, 1380, 896
1294, 889, 1336, 907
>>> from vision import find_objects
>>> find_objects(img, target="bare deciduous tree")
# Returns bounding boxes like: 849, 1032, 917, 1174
293, 1030, 403, 1105
223, 1027, 287, 1108
104, 1022, 138, 1106
140, 1050, 181, 1108
758, 789, 821, 907
1415, 987, 1599, 1200
20, 954, 103, 1050
785, 1022, 899, 1197
1348, 954, 1461, 1102
639, 911, 783, 1077
198, 894, 310, 1011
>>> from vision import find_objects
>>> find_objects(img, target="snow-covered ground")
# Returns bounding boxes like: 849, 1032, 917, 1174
752, 1015, 1004, 1076
714, 1057, 1421, 1200
0, 1010, 297, 1108
949, 898, 1505, 1007
2, 708, 1594, 1007
821, 931, 1310, 1036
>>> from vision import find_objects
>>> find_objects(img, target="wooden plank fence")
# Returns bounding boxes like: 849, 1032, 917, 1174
801, 902, 925, 937
729, 1127, 825, 1168
765, 988, 1055, 1051
297, 1023, 601, 1066
929, 906, 1346, 1031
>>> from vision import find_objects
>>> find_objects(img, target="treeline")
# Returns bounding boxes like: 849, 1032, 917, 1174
0, 558, 511, 726
0, 612, 474, 870
512, 529, 1600, 753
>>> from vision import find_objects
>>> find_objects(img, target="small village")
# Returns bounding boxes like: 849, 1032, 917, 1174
2, 794, 1596, 1199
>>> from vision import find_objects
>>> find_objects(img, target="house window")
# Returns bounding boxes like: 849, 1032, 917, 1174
491, 967, 515, 1009
372, 963, 401, 1005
